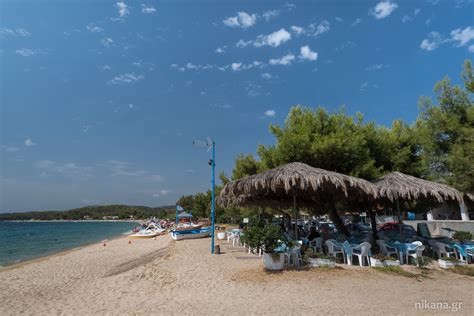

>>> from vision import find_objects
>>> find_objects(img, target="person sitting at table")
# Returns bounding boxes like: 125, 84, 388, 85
320, 225, 331, 241
307, 226, 320, 242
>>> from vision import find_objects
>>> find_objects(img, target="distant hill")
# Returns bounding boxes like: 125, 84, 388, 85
0, 205, 176, 221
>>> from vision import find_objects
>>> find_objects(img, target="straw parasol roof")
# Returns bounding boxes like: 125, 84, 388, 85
219, 162, 377, 208
372, 171, 464, 204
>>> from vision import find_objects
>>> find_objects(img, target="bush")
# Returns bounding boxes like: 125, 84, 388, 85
240, 223, 285, 253
305, 249, 333, 260
373, 254, 396, 261
453, 231, 472, 243
414, 256, 432, 268
439, 256, 461, 263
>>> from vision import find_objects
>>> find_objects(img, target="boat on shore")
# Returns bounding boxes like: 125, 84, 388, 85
170, 227, 211, 241
174, 223, 203, 231
129, 223, 165, 238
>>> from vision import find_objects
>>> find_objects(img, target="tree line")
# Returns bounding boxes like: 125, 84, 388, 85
0, 205, 175, 221
177, 60, 474, 222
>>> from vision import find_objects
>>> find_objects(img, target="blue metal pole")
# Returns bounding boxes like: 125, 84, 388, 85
211, 141, 216, 254
175, 206, 178, 226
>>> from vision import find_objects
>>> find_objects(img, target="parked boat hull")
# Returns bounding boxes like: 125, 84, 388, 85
170, 228, 211, 241
128, 231, 165, 238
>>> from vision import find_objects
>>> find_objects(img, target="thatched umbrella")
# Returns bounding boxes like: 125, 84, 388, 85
219, 162, 377, 237
372, 172, 464, 229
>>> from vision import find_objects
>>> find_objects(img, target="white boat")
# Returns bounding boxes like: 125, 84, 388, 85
170, 227, 211, 241
129, 223, 166, 238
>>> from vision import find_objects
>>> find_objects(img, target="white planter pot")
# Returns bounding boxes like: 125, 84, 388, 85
384, 260, 400, 267
370, 258, 384, 267
263, 253, 285, 271
438, 259, 456, 269
308, 258, 335, 268
457, 261, 467, 266
217, 232, 226, 240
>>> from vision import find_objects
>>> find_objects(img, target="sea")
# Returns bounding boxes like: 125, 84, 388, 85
0, 221, 137, 267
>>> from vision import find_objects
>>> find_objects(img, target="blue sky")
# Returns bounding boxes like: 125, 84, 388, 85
1, 0, 473, 212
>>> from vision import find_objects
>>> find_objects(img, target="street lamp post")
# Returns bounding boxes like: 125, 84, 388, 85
193, 138, 216, 254
210, 141, 216, 254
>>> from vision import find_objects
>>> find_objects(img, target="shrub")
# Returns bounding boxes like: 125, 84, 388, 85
373, 254, 396, 261
439, 256, 460, 263
414, 256, 432, 268
453, 231, 472, 243
240, 223, 285, 254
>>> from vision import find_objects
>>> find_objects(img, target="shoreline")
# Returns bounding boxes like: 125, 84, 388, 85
0, 221, 141, 269
0, 233, 133, 271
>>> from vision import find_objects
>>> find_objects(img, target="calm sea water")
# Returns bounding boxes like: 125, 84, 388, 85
0, 221, 137, 267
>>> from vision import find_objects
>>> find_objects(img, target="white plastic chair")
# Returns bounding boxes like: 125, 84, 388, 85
428, 240, 455, 259
406, 242, 425, 265
376, 240, 399, 259
351, 242, 372, 266
309, 237, 324, 253
325, 239, 344, 260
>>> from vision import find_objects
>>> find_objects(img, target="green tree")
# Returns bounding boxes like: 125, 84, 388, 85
416, 60, 474, 192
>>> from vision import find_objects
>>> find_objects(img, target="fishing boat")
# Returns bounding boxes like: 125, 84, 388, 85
129, 223, 165, 238
170, 227, 211, 241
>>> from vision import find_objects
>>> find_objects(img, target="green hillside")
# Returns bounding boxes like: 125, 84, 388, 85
0, 205, 176, 221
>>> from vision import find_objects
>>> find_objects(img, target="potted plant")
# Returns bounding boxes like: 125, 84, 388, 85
305, 250, 336, 268
438, 256, 467, 269
241, 224, 286, 271
370, 255, 400, 267
260, 224, 286, 271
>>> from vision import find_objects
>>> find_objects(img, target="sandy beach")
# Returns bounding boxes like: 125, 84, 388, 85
1, 235, 473, 315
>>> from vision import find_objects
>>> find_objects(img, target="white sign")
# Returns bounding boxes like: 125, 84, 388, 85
243, 218, 249, 223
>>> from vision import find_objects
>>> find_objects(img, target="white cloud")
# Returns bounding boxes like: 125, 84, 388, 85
370, 1, 398, 19
150, 174, 164, 182
153, 189, 170, 197
15, 48, 45, 57
215, 46, 226, 53
0, 28, 31, 37
141, 4, 156, 14
352, 18, 362, 27
290, 26, 304, 36
35, 160, 93, 178
261, 73, 273, 79
223, 12, 257, 29
36, 160, 55, 169
231, 62, 242, 71
402, 8, 420, 23
269, 53, 295, 66
420, 27, 474, 52
100, 65, 112, 70
262, 9, 280, 21
109, 73, 144, 84
4, 146, 19, 152
450, 27, 474, 47
24, 138, 36, 146
264, 110, 276, 117
116, 2, 129, 18
299, 46, 318, 61
469, 44, 474, 53
365, 64, 389, 70
420, 31, 444, 51
86, 24, 103, 33
289, 21, 330, 37
101, 37, 114, 47
107, 160, 145, 176
238, 28, 291, 48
